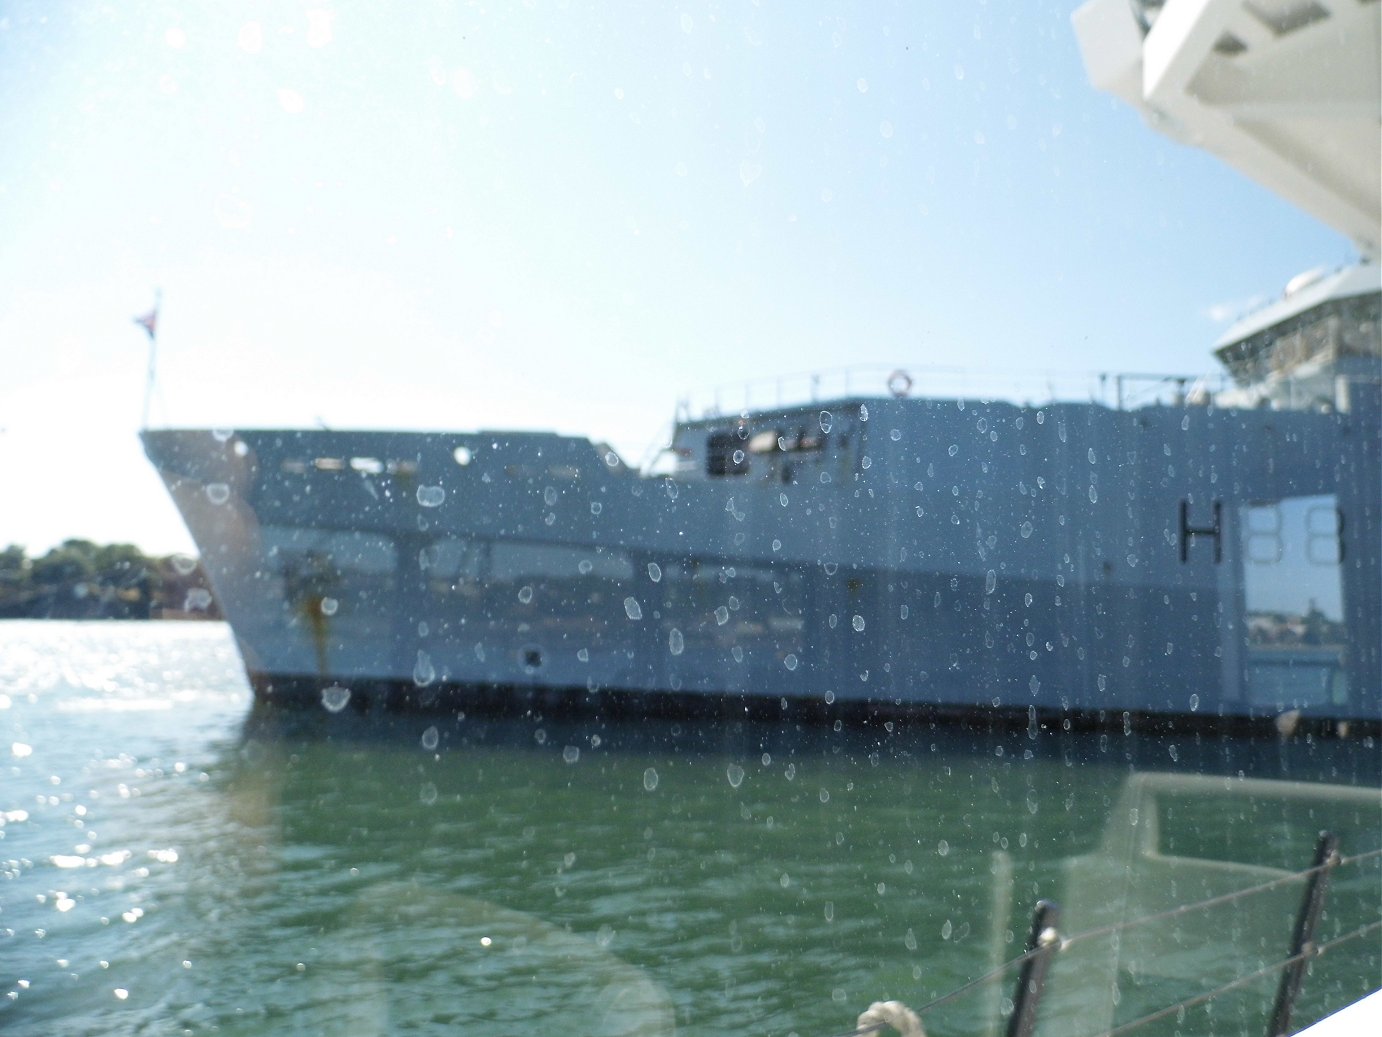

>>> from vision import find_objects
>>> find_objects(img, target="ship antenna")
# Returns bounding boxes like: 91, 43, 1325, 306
134, 289, 161, 429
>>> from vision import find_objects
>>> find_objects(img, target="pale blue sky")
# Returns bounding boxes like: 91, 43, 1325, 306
0, 1, 1356, 554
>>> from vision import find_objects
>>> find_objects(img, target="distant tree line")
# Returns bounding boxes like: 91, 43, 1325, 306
0, 540, 221, 620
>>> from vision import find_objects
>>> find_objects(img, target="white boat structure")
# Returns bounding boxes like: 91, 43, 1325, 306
144, 0, 1380, 732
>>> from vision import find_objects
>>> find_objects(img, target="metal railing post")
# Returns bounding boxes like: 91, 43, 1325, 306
1006, 899, 1061, 1037
1267, 832, 1340, 1037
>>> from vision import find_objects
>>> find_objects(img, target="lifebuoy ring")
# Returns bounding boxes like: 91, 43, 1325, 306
887, 369, 913, 398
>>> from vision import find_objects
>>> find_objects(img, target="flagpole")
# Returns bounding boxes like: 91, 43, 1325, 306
139, 289, 161, 430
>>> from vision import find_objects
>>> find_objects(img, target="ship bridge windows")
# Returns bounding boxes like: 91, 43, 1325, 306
706, 430, 750, 477
702, 419, 829, 479
278, 457, 416, 477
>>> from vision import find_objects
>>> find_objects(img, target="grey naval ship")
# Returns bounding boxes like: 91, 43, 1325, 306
143, 0, 1381, 733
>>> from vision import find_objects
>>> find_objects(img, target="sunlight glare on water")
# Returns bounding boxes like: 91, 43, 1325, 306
0, 622, 1377, 1037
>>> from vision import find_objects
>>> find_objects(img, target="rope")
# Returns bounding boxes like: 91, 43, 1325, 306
1339, 846, 1382, 868
824, 844, 1381, 1037
856, 1001, 926, 1037
1086, 918, 1382, 1037
1062, 843, 1380, 953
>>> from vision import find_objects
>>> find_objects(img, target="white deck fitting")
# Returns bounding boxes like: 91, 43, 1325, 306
1074, 0, 1381, 259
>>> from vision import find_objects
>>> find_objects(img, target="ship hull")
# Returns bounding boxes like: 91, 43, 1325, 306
142, 387, 1381, 733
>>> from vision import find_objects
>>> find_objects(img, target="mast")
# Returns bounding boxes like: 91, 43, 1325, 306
134, 290, 161, 429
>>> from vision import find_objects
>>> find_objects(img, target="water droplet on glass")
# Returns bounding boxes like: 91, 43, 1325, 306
578, 559, 594, 575
947, 444, 958, 457
647, 562, 662, 582
320, 596, 338, 616
669, 628, 684, 655
1189, 693, 1199, 712
321, 684, 351, 712
859, 404, 869, 421
985, 570, 997, 595
563, 745, 580, 764
419, 782, 438, 805
714, 605, 730, 625
1020, 521, 1033, 539
823, 561, 838, 575
726, 763, 745, 788
417, 485, 445, 507
577, 647, 589, 662
421, 725, 439, 751
643, 767, 659, 791
623, 596, 643, 620
784, 653, 799, 671
205, 483, 230, 505
1088, 485, 1098, 504
590, 501, 603, 515
890, 428, 901, 441
937, 839, 950, 856
212, 428, 234, 442
543, 486, 558, 505
413, 650, 436, 687
941, 919, 953, 940
819, 410, 834, 434
852, 614, 865, 632
517, 585, 533, 604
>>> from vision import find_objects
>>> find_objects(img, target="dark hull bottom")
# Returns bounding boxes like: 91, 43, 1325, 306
248, 672, 1377, 740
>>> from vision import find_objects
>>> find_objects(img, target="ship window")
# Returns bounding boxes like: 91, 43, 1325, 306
747, 429, 780, 453
706, 431, 749, 476
1240, 495, 1349, 708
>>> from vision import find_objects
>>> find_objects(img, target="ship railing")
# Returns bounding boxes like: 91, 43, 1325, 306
822, 835, 1381, 1037
675, 364, 1229, 421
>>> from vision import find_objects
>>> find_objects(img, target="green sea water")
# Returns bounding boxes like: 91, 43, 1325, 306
2, 621, 1378, 1036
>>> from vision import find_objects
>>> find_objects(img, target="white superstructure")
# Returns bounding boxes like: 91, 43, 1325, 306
1073, 0, 1380, 259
